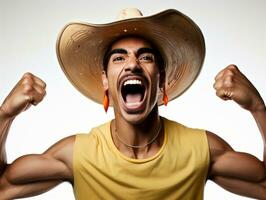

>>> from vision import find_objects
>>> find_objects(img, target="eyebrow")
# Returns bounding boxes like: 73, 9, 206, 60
107, 47, 155, 58
103, 46, 163, 72
107, 48, 128, 58
136, 47, 156, 57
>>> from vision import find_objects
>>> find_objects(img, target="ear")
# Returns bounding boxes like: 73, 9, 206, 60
159, 69, 166, 89
101, 71, 109, 91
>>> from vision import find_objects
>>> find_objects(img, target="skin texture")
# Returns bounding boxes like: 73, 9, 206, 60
0, 37, 265, 199
102, 37, 163, 159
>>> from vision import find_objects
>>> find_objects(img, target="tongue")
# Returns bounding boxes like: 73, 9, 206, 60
126, 93, 142, 103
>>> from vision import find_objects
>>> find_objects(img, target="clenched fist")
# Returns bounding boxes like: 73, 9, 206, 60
0, 73, 46, 118
213, 65, 265, 113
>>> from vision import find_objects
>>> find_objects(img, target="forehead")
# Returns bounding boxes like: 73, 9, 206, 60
110, 36, 153, 50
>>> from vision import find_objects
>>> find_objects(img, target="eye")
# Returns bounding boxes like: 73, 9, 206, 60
138, 53, 155, 63
112, 55, 126, 63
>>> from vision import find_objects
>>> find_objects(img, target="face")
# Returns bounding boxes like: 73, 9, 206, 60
102, 37, 163, 124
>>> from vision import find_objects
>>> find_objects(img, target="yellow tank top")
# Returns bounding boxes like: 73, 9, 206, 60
73, 117, 210, 200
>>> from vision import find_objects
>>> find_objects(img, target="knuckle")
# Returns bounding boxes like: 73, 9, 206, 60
224, 69, 235, 77
223, 76, 234, 88
213, 81, 221, 90
214, 75, 220, 81
216, 90, 222, 97
40, 89, 47, 97
38, 81, 46, 89
41, 81, 47, 89
227, 64, 238, 70
226, 64, 239, 73
23, 72, 34, 79
22, 84, 34, 94
223, 81, 233, 88
22, 76, 34, 86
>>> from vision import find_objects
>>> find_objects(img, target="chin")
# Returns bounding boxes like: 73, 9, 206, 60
121, 111, 148, 125
117, 101, 158, 125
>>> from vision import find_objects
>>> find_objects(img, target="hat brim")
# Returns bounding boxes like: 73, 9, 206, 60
56, 9, 205, 106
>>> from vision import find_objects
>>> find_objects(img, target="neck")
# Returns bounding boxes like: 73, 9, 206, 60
111, 106, 163, 159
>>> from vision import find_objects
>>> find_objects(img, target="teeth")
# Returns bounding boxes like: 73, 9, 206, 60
126, 102, 142, 106
124, 79, 142, 86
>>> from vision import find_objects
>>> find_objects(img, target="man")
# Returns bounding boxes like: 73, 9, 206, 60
0, 8, 265, 200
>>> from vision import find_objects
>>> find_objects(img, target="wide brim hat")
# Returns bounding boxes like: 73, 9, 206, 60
56, 8, 205, 105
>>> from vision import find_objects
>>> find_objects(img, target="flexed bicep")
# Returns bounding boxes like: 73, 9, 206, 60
0, 135, 75, 199
212, 176, 266, 200
207, 131, 266, 198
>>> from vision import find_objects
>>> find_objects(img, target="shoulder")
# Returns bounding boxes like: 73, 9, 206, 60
206, 131, 233, 153
45, 135, 76, 154
206, 131, 233, 163
44, 135, 76, 167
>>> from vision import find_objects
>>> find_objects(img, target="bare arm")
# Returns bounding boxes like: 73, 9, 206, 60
0, 73, 74, 199
0, 72, 46, 174
0, 136, 75, 199
209, 65, 266, 199
0, 109, 13, 173
207, 131, 266, 199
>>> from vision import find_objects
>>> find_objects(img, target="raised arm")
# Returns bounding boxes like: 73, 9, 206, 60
0, 73, 74, 199
208, 65, 266, 199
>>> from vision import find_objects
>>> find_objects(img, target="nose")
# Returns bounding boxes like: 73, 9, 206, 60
124, 56, 143, 73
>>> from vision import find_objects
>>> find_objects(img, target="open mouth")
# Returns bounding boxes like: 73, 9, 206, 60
121, 78, 146, 110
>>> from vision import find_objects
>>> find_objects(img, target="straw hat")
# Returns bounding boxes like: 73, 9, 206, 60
56, 8, 205, 105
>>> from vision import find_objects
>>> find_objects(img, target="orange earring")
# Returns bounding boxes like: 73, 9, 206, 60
103, 90, 109, 113
163, 86, 168, 106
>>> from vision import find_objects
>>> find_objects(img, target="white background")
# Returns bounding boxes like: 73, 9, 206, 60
0, 0, 265, 199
